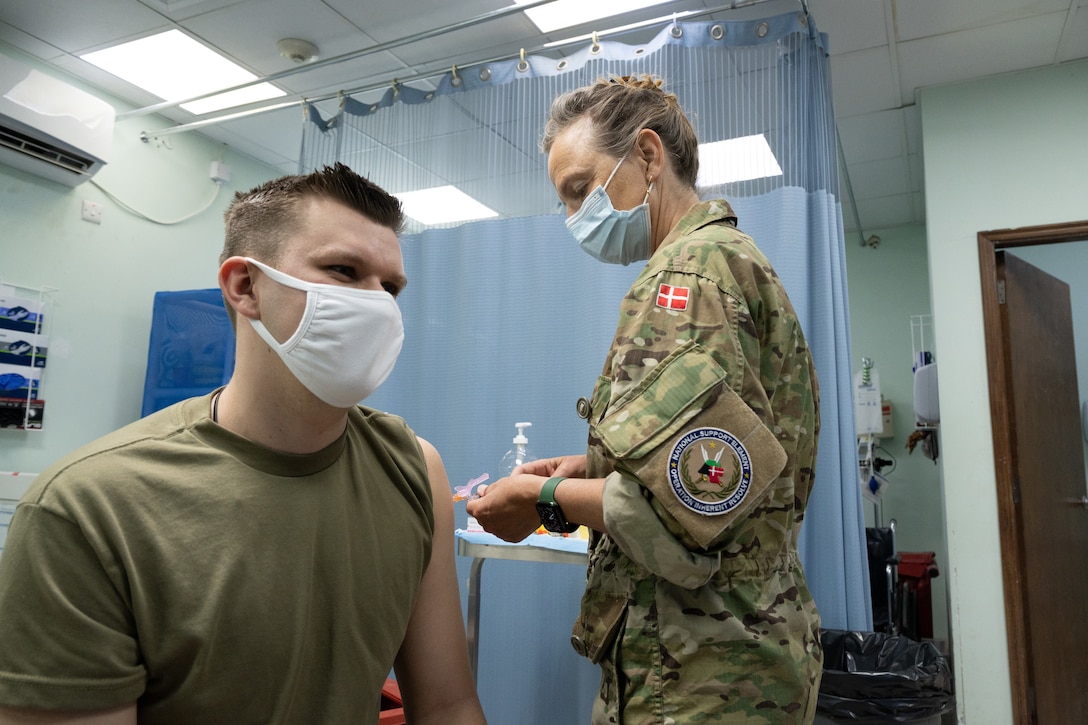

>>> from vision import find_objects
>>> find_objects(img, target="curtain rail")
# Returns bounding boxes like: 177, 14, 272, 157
139, 0, 792, 141
119, 0, 558, 121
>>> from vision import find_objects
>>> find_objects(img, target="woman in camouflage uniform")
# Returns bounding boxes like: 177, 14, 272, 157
467, 75, 822, 724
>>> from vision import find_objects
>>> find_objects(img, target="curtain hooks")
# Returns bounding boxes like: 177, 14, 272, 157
517, 48, 529, 73
450, 64, 462, 87
590, 31, 602, 55
336, 90, 345, 111
669, 12, 683, 38
390, 78, 400, 99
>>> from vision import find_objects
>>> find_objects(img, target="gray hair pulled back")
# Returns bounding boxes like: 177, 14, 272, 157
541, 75, 699, 188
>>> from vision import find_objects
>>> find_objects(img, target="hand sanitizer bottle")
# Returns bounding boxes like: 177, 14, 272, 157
499, 422, 533, 476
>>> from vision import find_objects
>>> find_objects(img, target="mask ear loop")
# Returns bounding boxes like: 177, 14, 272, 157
602, 148, 631, 191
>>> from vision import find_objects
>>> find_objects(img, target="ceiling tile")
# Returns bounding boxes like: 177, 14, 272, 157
0, 0, 170, 54
1059, 6, 1088, 62
381, 15, 553, 76
840, 189, 857, 232
327, 0, 517, 44
836, 108, 905, 165
203, 105, 302, 164
808, 0, 889, 54
0, 21, 66, 61
181, 0, 379, 76
902, 104, 921, 155
136, 0, 249, 20
907, 152, 923, 192
272, 54, 419, 100
846, 156, 910, 201
857, 192, 914, 231
894, 0, 1072, 41
830, 46, 897, 116
897, 13, 1068, 96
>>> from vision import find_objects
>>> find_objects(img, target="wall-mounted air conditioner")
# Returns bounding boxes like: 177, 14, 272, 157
0, 54, 115, 187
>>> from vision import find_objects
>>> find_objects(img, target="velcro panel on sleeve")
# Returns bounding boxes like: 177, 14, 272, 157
594, 342, 786, 549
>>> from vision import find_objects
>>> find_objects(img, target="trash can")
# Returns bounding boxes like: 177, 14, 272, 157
816, 629, 954, 724
897, 551, 939, 641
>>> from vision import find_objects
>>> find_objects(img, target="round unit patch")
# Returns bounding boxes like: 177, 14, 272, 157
667, 427, 752, 516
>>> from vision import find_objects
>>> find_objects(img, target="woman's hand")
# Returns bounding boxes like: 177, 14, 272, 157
466, 474, 546, 542
513, 454, 587, 479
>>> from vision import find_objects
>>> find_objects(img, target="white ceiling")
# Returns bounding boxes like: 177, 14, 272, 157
1, 0, 1086, 239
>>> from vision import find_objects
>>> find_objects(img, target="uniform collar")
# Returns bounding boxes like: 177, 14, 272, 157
657, 199, 738, 251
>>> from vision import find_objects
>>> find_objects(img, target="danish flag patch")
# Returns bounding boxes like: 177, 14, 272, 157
656, 283, 690, 310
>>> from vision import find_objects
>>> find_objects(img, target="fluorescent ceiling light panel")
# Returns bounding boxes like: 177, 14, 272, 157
80, 29, 285, 114
396, 186, 499, 226
696, 135, 784, 186
515, 0, 673, 33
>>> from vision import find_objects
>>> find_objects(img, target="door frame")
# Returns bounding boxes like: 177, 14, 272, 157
977, 219, 1088, 724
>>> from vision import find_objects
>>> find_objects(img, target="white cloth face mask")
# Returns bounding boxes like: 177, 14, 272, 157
244, 257, 404, 408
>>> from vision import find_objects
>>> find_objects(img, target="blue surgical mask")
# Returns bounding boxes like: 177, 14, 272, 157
565, 152, 653, 266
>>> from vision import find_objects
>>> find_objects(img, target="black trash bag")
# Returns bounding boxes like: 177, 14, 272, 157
818, 629, 954, 723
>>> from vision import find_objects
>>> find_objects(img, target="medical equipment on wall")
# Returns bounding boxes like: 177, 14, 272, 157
854, 357, 882, 436
856, 358, 886, 505
855, 358, 898, 512
908, 315, 940, 462
910, 315, 939, 426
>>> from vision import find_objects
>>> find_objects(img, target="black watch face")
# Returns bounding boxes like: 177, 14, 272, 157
535, 502, 561, 531
535, 502, 566, 533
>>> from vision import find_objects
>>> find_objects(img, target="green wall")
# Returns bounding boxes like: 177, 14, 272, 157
922, 57, 1088, 724
0, 44, 280, 475
844, 223, 949, 647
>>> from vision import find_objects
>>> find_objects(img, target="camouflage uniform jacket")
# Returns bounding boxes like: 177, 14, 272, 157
572, 200, 822, 724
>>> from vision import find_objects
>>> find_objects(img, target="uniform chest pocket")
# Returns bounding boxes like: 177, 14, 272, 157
595, 339, 727, 460
587, 375, 612, 427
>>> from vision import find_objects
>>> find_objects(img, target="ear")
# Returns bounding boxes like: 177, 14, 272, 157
219, 256, 260, 321
633, 128, 667, 183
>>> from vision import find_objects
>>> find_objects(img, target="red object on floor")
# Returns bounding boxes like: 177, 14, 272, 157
380, 678, 405, 725
898, 551, 939, 640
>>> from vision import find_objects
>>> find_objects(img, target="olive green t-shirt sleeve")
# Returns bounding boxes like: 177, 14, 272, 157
0, 503, 145, 709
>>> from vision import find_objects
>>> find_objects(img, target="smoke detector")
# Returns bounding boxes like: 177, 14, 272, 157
276, 38, 319, 64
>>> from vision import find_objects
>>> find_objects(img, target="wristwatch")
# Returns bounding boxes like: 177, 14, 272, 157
536, 477, 579, 534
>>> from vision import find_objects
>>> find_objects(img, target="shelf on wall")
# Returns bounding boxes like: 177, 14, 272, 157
0, 281, 57, 431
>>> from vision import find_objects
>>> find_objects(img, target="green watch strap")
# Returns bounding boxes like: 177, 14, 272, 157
539, 476, 567, 504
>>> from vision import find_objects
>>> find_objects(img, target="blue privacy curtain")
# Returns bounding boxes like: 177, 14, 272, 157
301, 10, 869, 722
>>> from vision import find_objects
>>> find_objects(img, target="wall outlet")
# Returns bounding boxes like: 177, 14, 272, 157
210, 161, 231, 183
81, 200, 102, 224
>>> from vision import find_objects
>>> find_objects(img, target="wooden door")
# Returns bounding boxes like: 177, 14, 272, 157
997, 251, 1088, 724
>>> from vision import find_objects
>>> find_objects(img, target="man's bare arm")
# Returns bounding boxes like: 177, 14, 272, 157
393, 437, 486, 725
